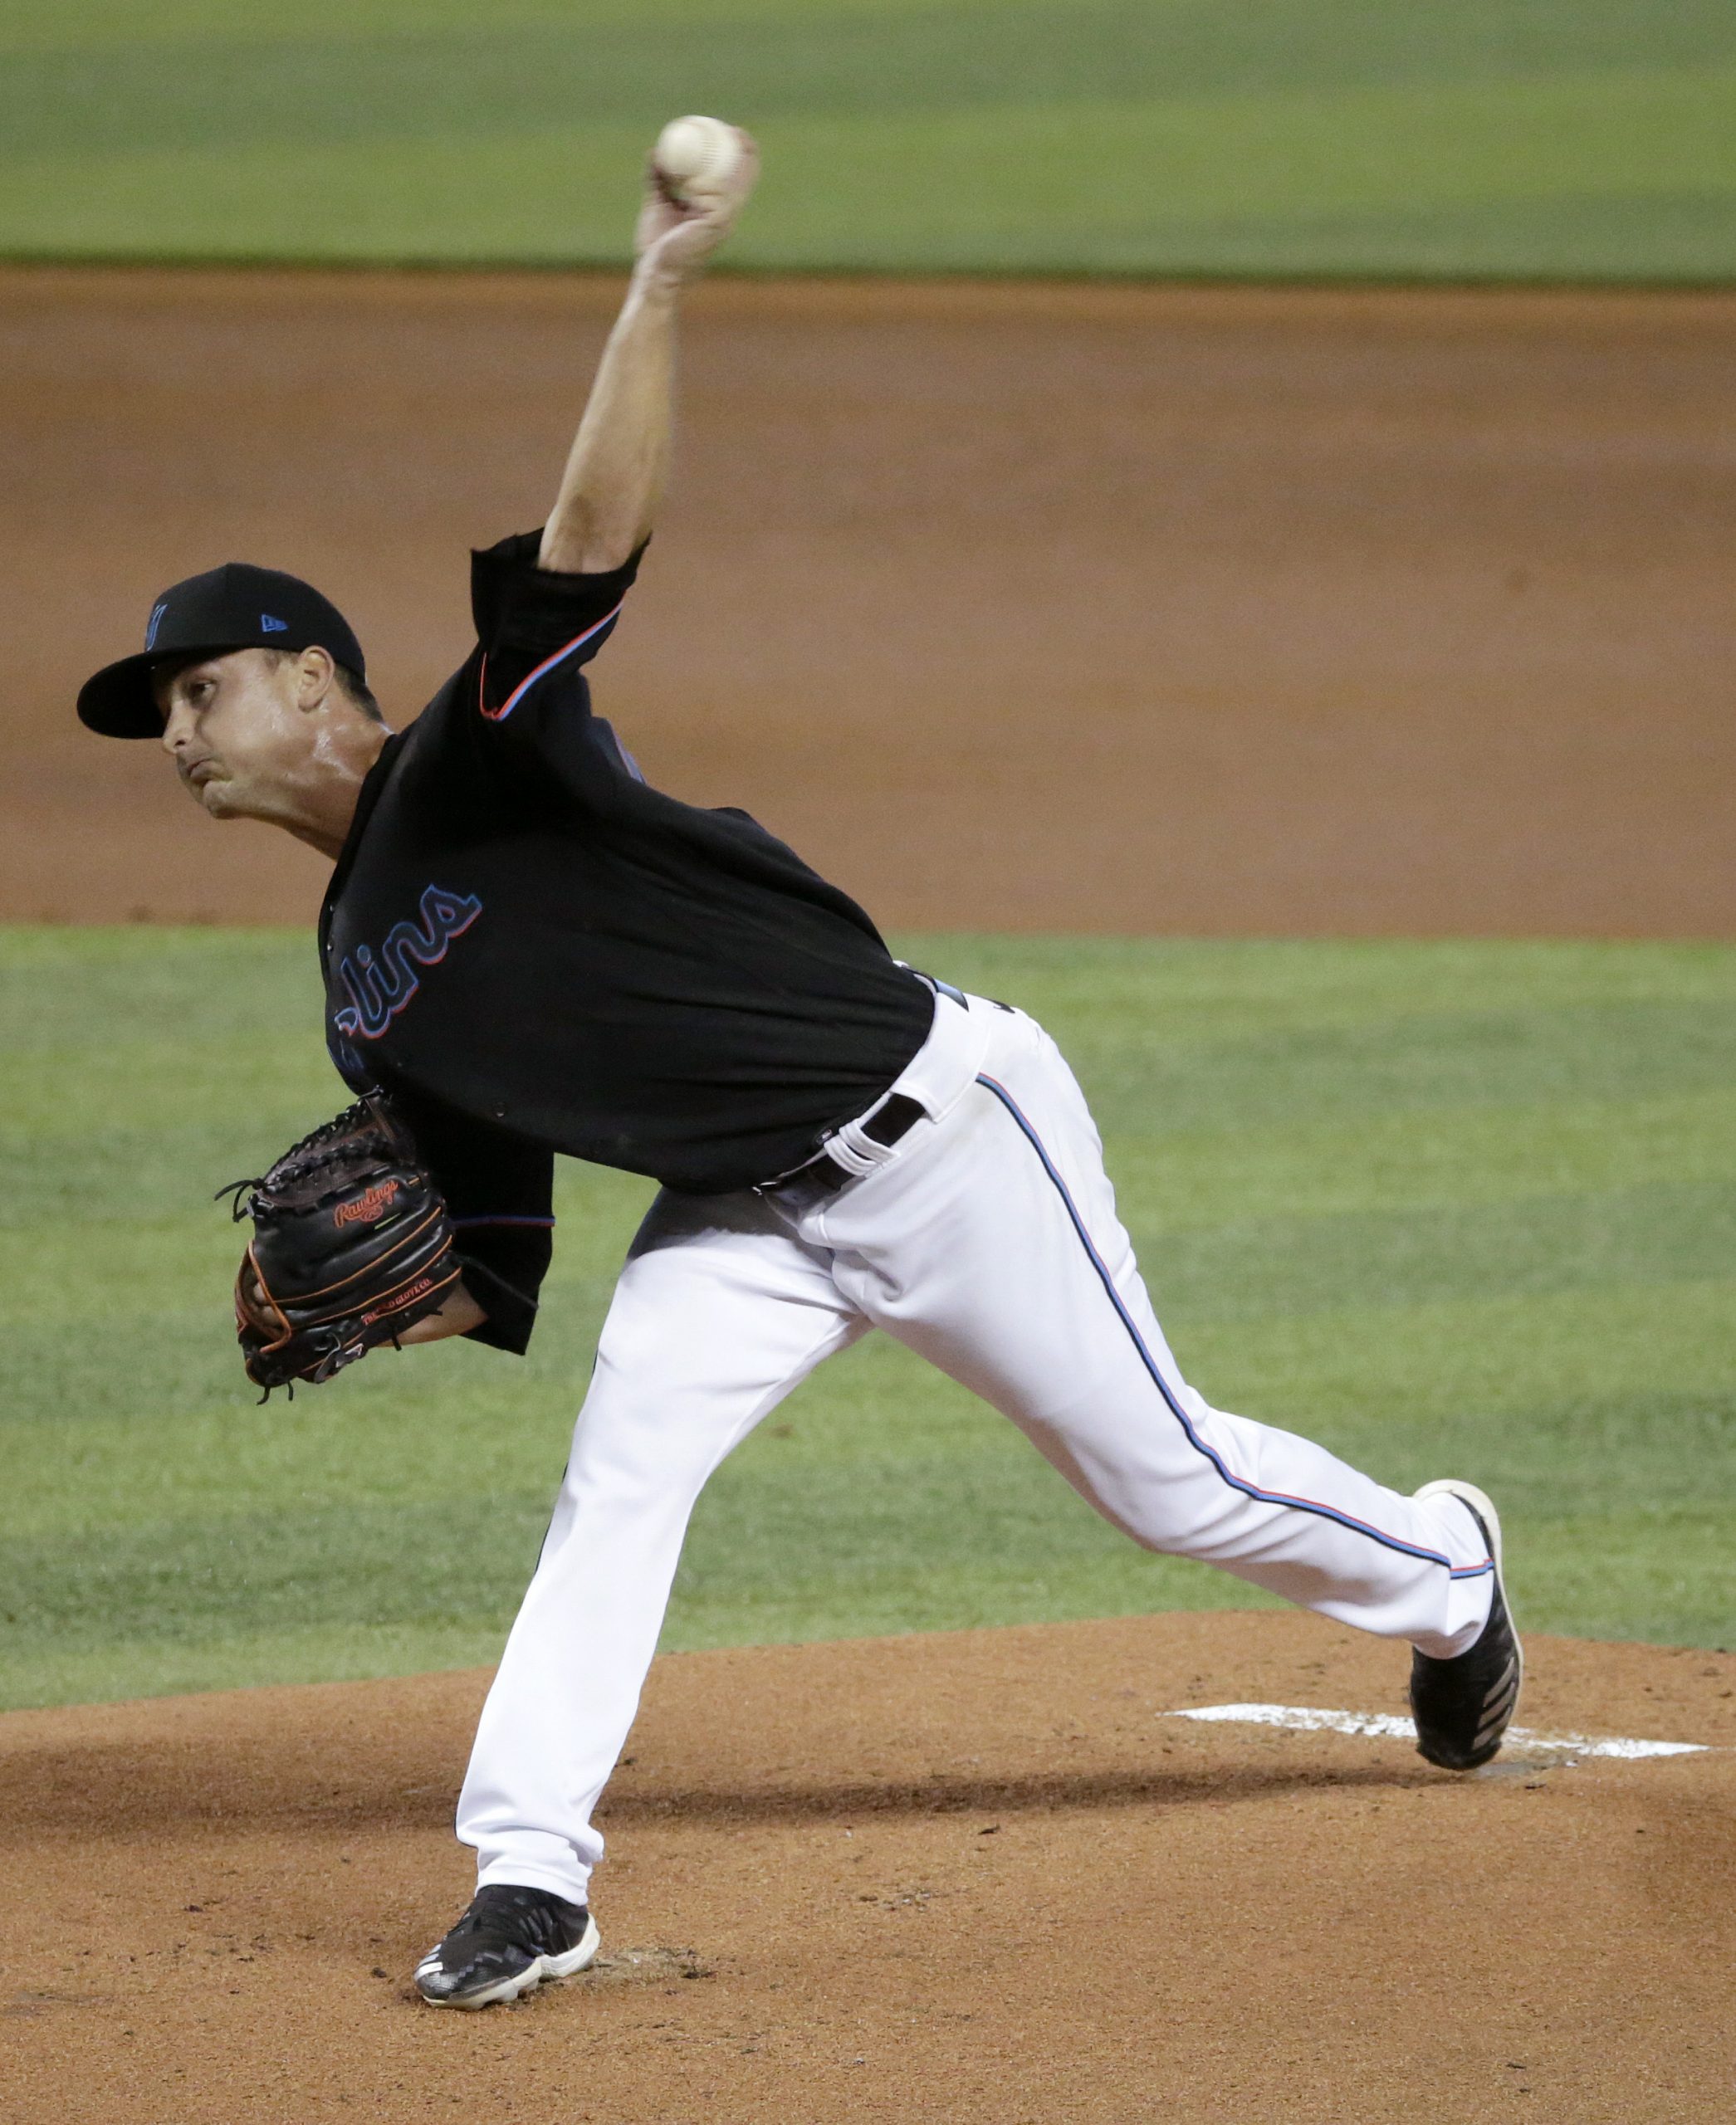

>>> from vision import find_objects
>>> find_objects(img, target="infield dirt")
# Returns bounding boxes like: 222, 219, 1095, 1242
2, 1613, 1732, 2124
4, 268, 1733, 935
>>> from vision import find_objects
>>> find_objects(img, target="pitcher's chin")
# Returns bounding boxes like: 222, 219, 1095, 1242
195, 778, 243, 820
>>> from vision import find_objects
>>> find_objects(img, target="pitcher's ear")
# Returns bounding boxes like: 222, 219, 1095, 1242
296, 643, 339, 711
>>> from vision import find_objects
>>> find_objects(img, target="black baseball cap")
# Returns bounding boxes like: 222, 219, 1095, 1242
77, 561, 367, 738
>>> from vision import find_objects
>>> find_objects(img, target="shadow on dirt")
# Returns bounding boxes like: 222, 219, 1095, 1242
1, 1742, 1442, 1842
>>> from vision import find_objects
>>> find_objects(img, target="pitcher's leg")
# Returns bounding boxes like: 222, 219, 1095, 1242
457, 1189, 863, 1905
821, 1011, 1492, 1656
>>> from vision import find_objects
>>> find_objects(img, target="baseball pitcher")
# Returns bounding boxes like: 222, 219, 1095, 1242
76, 129, 1521, 2010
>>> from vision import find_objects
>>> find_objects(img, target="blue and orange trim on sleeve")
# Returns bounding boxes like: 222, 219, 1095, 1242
477, 602, 627, 723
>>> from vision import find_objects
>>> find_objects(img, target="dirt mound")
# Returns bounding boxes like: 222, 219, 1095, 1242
6, 270, 1734, 935
2, 1612, 1730, 2123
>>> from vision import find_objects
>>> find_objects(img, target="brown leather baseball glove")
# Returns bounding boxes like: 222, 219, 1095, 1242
223, 1094, 460, 1396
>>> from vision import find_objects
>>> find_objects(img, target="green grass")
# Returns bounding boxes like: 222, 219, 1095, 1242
1, 926, 1731, 1712
2, 0, 1734, 279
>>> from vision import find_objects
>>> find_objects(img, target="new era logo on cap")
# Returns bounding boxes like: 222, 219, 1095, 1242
261, 613, 288, 633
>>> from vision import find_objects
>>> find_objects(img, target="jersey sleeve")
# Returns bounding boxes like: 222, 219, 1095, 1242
468, 529, 646, 735
383, 1082, 556, 1356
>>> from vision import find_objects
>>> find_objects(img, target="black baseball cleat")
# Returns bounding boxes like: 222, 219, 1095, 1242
1410, 1479, 1523, 1771
414, 1884, 600, 2009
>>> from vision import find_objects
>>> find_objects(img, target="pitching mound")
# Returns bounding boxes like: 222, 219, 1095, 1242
2, 1613, 1731, 2123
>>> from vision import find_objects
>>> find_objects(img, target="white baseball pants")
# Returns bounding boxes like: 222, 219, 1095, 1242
457, 991, 1494, 1906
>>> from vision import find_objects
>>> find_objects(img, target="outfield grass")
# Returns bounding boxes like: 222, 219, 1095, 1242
2, 0, 1733, 279
0, 926, 1731, 1712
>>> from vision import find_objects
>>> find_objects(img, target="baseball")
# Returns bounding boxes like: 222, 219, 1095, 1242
653, 115, 743, 200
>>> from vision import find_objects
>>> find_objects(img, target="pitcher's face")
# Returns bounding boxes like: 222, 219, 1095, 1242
154, 647, 330, 823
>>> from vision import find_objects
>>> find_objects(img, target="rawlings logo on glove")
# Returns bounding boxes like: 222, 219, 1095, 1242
334, 1180, 401, 1229
222, 1094, 459, 1397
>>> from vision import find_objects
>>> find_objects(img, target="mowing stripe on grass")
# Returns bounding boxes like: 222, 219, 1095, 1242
2, 1, 1734, 276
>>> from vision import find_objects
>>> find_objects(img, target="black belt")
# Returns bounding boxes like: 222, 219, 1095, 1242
801, 1092, 928, 1194
767, 973, 965, 1196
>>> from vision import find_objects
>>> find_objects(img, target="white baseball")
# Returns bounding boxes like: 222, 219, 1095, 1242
653, 115, 743, 199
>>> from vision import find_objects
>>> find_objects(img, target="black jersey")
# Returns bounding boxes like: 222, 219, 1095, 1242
319, 530, 933, 1352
